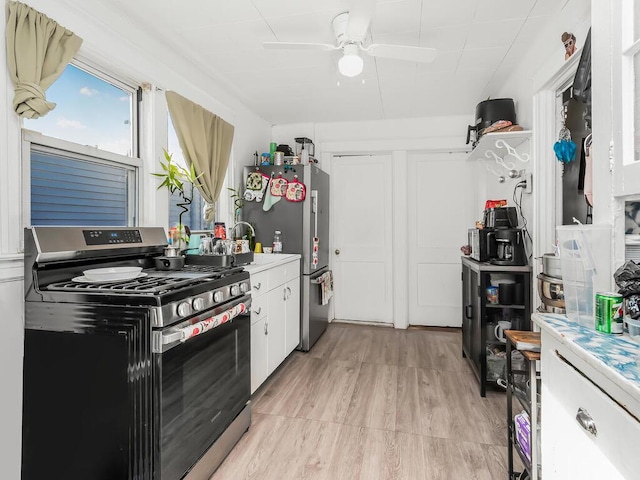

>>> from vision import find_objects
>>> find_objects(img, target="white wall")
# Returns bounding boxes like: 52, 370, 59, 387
0, 2, 271, 479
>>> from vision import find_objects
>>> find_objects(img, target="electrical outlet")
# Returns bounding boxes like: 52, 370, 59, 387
525, 172, 533, 194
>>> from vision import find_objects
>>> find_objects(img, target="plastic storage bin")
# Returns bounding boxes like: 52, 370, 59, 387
557, 224, 612, 329
626, 317, 640, 340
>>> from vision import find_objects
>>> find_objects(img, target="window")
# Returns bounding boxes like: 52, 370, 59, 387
29, 140, 137, 226
167, 117, 212, 231
23, 61, 140, 226
24, 62, 137, 156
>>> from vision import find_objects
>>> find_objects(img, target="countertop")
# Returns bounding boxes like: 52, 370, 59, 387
533, 313, 640, 418
461, 255, 532, 273
242, 253, 301, 274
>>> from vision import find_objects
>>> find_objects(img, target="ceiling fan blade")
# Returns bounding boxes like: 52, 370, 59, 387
263, 42, 338, 52
346, 0, 376, 42
365, 44, 437, 63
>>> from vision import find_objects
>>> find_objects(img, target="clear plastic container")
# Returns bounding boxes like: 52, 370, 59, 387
272, 230, 283, 253
557, 224, 612, 328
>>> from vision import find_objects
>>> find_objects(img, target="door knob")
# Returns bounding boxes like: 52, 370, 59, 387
335, 249, 340, 255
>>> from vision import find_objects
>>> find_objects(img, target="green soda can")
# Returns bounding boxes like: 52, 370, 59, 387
595, 292, 624, 334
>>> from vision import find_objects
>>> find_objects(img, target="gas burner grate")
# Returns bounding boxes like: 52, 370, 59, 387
181, 265, 245, 276
45, 265, 246, 295
47, 275, 209, 294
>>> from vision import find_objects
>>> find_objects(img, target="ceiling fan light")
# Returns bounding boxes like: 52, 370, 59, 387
338, 44, 363, 77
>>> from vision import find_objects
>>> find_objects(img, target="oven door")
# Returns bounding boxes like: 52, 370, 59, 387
153, 294, 251, 480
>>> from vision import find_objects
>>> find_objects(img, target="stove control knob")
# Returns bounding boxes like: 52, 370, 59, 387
240, 282, 249, 293
213, 291, 224, 303
192, 297, 205, 311
177, 302, 191, 317
230, 285, 240, 296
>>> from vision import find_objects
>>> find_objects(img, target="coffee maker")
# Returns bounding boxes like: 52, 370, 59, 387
487, 228, 527, 266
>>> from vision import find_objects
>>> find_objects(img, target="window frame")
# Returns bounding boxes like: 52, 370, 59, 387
21, 58, 143, 228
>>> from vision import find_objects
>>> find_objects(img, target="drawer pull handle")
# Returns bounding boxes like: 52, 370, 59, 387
254, 283, 262, 290
576, 408, 597, 436
254, 307, 262, 315
264, 322, 268, 335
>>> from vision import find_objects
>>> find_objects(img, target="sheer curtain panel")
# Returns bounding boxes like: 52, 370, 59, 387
6, 1, 82, 118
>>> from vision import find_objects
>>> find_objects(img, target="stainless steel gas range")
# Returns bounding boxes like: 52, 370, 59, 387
21, 227, 252, 480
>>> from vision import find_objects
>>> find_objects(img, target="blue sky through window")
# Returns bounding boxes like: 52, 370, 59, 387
24, 64, 133, 156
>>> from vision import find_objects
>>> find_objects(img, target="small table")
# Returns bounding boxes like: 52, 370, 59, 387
505, 330, 541, 480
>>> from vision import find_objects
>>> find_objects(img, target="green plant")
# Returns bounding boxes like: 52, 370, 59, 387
152, 149, 203, 229
227, 187, 244, 223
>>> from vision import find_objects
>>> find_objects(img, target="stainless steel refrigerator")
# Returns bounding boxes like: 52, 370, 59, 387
242, 163, 330, 351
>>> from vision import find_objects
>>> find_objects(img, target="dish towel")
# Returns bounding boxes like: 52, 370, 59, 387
318, 271, 334, 306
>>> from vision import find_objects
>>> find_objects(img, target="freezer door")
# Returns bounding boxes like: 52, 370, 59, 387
301, 266, 330, 351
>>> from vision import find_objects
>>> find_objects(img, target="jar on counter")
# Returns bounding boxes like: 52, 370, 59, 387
273, 230, 283, 253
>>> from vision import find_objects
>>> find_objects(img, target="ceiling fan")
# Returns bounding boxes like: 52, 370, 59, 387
262, 0, 437, 77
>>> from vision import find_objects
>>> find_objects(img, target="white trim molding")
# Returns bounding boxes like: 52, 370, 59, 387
0, 255, 24, 283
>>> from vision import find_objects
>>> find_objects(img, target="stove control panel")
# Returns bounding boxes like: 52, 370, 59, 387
83, 229, 143, 245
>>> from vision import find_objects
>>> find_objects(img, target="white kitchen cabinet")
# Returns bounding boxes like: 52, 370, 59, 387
535, 313, 640, 480
267, 286, 287, 374
246, 255, 301, 394
284, 278, 300, 354
250, 317, 269, 391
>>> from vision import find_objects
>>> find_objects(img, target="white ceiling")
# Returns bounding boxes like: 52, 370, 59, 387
111, 0, 564, 125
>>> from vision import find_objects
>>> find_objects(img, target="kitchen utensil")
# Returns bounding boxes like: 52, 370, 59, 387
494, 320, 512, 343
163, 246, 181, 257
498, 282, 516, 305
537, 273, 565, 308
83, 266, 142, 282
73, 273, 147, 284
466, 98, 516, 145
154, 255, 185, 271
541, 253, 562, 278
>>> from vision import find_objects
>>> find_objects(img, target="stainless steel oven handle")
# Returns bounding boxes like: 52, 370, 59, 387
162, 331, 184, 345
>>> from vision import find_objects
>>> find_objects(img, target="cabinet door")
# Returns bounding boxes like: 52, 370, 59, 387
250, 316, 269, 394
284, 278, 300, 354
461, 265, 474, 358
267, 287, 286, 374
542, 345, 640, 480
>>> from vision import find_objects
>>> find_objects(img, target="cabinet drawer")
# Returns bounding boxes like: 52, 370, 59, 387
268, 260, 299, 288
549, 349, 640, 479
249, 294, 268, 324
250, 271, 269, 295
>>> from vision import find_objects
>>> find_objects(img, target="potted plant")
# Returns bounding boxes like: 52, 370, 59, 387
152, 149, 202, 248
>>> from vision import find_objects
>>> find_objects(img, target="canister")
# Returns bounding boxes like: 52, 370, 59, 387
274, 151, 284, 165
595, 292, 624, 334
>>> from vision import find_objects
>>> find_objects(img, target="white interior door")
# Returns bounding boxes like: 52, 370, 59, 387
407, 152, 474, 327
331, 155, 393, 324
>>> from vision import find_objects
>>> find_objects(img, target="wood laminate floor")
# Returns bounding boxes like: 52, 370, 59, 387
211, 323, 510, 480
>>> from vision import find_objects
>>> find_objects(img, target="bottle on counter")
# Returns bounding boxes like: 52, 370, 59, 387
273, 230, 283, 253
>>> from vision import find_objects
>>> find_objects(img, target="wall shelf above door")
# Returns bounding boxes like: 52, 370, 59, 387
467, 130, 532, 163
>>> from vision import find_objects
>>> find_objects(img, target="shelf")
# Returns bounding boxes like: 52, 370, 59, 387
467, 130, 532, 162
486, 303, 526, 310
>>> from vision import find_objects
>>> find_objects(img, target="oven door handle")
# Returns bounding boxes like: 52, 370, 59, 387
156, 299, 251, 352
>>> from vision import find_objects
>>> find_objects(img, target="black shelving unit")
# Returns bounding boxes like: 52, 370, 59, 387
506, 330, 541, 480
461, 257, 532, 397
